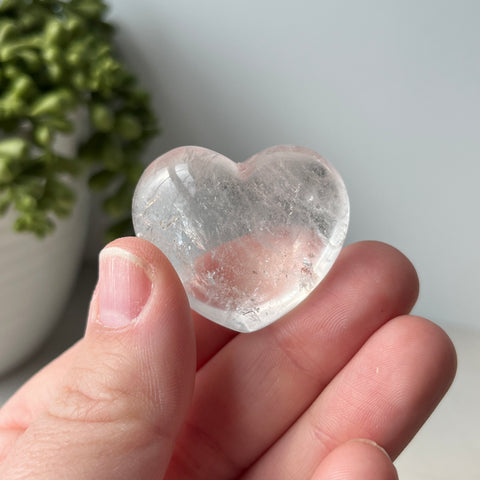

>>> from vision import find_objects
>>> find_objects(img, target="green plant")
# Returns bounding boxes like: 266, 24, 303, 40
0, 0, 158, 238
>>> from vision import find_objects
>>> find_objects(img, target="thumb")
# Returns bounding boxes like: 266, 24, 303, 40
1, 237, 196, 480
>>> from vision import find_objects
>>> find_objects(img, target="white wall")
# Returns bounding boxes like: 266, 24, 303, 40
109, 0, 479, 329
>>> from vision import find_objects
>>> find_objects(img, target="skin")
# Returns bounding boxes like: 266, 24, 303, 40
0, 238, 456, 479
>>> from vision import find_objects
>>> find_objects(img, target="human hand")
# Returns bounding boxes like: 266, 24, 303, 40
0, 237, 456, 479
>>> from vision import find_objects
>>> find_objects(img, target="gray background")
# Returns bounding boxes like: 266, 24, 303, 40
109, 0, 479, 330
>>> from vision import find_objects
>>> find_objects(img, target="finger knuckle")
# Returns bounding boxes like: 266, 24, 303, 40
49, 353, 140, 425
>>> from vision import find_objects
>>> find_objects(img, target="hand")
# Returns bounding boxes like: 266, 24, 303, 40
0, 238, 456, 479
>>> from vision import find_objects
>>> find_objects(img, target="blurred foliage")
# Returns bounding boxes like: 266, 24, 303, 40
0, 0, 158, 238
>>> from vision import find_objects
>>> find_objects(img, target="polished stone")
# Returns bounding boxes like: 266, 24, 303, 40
132, 145, 349, 332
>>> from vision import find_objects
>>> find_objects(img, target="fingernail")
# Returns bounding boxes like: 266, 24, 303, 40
98, 247, 152, 328
350, 439, 392, 461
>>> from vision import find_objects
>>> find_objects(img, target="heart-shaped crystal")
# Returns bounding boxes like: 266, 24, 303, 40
132, 145, 349, 332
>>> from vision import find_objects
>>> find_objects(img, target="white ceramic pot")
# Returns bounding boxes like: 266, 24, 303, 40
0, 179, 89, 375
0, 112, 90, 375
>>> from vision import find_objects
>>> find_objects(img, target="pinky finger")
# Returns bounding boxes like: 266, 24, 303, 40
312, 439, 398, 480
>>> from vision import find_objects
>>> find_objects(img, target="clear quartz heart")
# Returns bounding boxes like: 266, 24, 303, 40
132, 145, 349, 332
